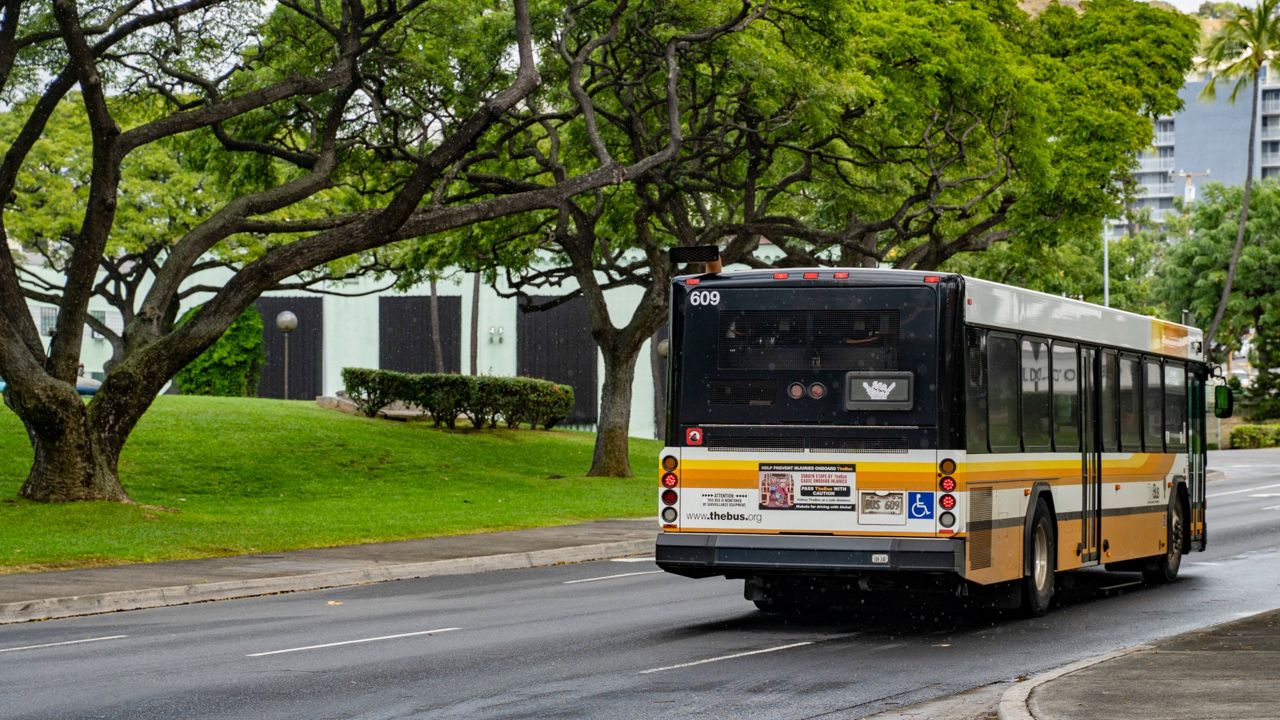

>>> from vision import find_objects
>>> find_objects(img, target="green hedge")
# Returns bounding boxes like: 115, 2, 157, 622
1229, 424, 1280, 449
341, 368, 575, 430
174, 306, 265, 396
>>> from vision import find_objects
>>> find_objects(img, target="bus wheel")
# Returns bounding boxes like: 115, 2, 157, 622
1021, 500, 1055, 617
1143, 498, 1184, 585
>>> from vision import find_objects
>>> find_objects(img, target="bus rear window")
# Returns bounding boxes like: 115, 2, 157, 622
717, 309, 900, 371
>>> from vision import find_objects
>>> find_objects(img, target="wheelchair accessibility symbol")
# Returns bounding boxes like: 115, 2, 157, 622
908, 492, 934, 520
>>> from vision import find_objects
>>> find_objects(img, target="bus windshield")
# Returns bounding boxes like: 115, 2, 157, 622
675, 285, 939, 428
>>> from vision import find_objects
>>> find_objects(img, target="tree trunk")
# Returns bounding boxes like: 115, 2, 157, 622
429, 278, 445, 373
10, 379, 129, 502
1206, 67, 1260, 352
588, 345, 639, 477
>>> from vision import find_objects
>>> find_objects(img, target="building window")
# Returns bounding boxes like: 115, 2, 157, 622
1021, 338, 1051, 452
89, 310, 107, 340
39, 307, 58, 336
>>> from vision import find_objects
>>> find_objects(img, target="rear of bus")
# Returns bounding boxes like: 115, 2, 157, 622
655, 269, 968, 599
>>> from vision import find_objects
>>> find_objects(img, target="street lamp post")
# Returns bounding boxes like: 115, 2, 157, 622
276, 311, 298, 399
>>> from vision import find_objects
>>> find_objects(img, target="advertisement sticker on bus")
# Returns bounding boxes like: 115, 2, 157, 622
757, 464, 855, 511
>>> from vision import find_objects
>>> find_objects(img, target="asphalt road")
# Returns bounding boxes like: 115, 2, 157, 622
3, 449, 1280, 720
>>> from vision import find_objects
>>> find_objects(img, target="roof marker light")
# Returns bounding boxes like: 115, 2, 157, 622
773, 272, 789, 280
924, 275, 941, 284
803, 272, 819, 279
834, 272, 849, 279
685, 278, 700, 285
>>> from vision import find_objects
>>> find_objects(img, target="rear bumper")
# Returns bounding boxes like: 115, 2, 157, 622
656, 532, 965, 578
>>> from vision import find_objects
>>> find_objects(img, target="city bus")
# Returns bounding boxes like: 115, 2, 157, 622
654, 248, 1232, 616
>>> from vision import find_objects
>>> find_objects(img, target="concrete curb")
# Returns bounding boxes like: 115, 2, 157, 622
0, 538, 653, 625
996, 644, 1153, 720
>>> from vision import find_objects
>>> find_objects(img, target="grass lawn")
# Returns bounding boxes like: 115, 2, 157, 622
0, 396, 661, 573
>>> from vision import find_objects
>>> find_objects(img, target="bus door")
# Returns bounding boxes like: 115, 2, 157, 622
1080, 346, 1103, 564
1189, 371, 1208, 550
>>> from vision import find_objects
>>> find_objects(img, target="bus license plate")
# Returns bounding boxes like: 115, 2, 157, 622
859, 492, 905, 525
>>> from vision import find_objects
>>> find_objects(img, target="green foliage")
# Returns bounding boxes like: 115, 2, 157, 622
341, 369, 575, 430
1228, 423, 1280, 448
1159, 181, 1280, 417
173, 307, 265, 397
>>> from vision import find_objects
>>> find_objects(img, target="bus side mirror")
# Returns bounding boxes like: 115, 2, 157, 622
1214, 385, 1234, 419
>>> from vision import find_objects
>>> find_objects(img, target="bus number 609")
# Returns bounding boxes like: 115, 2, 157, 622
689, 290, 720, 306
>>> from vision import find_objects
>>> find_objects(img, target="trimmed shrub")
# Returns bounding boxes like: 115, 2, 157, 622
1229, 424, 1280, 449
175, 306, 265, 396
342, 367, 408, 417
340, 368, 575, 430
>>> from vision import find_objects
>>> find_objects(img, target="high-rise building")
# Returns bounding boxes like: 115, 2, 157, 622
1108, 67, 1277, 239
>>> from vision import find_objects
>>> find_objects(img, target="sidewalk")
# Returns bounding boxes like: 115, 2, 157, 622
0, 518, 654, 624
1006, 608, 1280, 720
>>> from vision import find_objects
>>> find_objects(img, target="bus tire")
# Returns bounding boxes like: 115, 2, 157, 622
1143, 497, 1184, 585
1021, 500, 1055, 617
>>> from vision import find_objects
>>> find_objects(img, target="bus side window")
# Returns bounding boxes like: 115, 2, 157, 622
1165, 362, 1187, 452
1101, 350, 1119, 452
987, 333, 1021, 453
1021, 338, 1051, 452
966, 327, 989, 454
1144, 358, 1164, 452
1119, 354, 1142, 450
1051, 341, 1080, 451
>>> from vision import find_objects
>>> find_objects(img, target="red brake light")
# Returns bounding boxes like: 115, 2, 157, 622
661, 489, 678, 506
773, 272, 788, 280
808, 383, 827, 400
940, 476, 957, 493
939, 494, 957, 510
788, 382, 806, 400
803, 272, 819, 279
662, 473, 679, 488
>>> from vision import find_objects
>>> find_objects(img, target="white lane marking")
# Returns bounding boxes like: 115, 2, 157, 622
1249, 493, 1280, 498
1189, 561, 1223, 566
638, 641, 814, 674
0, 635, 129, 654
610, 557, 656, 563
1263, 504, 1280, 512
563, 570, 663, 585
871, 642, 906, 652
1207, 482, 1280, 499
246, 628, 459, 657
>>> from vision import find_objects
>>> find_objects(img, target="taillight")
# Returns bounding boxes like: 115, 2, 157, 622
939, 494, 957, 510
662, 455, 678, 471
788, 382, 806, 400
808, 383, 827, 400
661, 489, 678, 506
661, 507, 678, 523
662, 473, 679, 488
940, 476, 956, 493
939, 511, 956, 528
939, 458, 957, 475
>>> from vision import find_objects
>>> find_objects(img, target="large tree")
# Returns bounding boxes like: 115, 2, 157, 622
415, 0, 1197, 477
1199, 0, 1280, 350
1160, 181, 1280, 420
0, 0, 752, 501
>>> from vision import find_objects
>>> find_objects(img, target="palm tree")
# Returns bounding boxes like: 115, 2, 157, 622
1200, 0, 1280, 352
